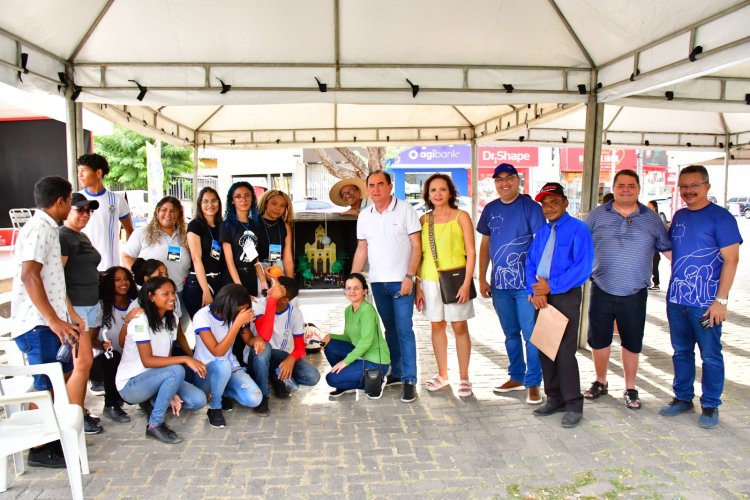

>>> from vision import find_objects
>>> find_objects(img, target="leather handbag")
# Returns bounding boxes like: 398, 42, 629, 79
428, 212, 477, 304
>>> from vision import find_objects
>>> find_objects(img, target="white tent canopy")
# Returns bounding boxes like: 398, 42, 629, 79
1, 0, 749, 150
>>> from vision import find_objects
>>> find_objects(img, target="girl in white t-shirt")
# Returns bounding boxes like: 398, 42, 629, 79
92, 266, 140, 424
116, 276, 207, 444
192, 284, 279, 428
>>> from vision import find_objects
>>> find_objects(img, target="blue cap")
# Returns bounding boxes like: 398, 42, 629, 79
492, 163, 518, 178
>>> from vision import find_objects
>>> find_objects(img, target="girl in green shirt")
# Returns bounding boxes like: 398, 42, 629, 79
322, 273, 391, 399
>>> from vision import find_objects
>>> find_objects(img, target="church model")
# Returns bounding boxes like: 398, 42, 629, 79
296, 223, 348, 289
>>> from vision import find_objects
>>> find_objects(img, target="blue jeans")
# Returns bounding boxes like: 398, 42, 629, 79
182, 273, 223, 319
193, 358, 263, 409
324, 339, 390, 390
666, 301, 724, 408
491, 288, 541, 387
118, 365, 207, 426
371, 282, 417, 383
249, 347, 321, 396
15, 326, 74, 390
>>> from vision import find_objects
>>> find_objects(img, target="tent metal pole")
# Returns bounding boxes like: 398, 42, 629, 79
577, 83, 604, 349
193, 145, 199, 205
471, 139, 479, 281
65, 89, 79, 188
723, 134, 730, 206
75, 102, 84, 160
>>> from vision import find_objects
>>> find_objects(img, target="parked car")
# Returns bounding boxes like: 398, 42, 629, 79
727, 195, 750, 218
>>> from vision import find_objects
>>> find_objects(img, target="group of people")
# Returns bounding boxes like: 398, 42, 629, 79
9, 153, 741, 466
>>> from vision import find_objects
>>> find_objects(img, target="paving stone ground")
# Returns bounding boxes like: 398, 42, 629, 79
4, 218, 750, 499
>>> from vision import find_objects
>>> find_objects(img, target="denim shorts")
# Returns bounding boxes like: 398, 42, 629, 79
14, 326, 74, 390
73, 303, 103, 329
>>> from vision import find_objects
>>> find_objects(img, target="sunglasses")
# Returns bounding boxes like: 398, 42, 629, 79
73, 206, 93, 214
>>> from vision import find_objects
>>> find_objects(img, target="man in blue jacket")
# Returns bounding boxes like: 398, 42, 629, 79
526, 183, 594, 428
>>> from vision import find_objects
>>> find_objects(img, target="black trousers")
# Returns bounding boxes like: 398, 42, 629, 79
540, 287, 583, 413
91, 351, 123, 407
651, 252, 661, 287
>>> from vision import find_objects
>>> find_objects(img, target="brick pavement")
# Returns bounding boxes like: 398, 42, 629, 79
4, 219, 750, 499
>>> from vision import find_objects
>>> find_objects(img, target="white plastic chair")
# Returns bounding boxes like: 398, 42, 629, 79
8, 208, 33, 250
0, 363, 89, 500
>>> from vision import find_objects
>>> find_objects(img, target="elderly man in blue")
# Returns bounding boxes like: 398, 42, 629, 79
584, 169, 672, 410
526, 182, 593, 428
659, 165, 741, 429
477, 163, 546, 405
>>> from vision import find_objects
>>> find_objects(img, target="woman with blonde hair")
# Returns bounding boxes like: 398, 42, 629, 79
414, 174, 476, 398
124, 196, 191, 297
256, 189, 295, 292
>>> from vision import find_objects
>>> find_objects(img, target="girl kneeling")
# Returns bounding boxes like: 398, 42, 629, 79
192, 284, 269, 428
116, 276, 207, 444
323, 274, 391, 399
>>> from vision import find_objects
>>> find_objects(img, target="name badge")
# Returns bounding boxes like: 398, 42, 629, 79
167, 245, 181, 262
268, 243, 282, 262
210, 240, 221, 260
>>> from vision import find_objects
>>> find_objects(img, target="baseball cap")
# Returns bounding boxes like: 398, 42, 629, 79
492, 163, 518, 178
534, 182, 566, 202
71, 192, 99, 210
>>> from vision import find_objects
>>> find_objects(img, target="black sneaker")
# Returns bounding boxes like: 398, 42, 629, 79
221, 397, 234, 412
207, 409, 226, 428
329, 388, 356, 398
401, 382, 417, 403
27, 444, 66, 468
139, 401, 154, 419
146, 423, 183, 444
272, 381, 292, 400
366, 375, 388, 400
254, 395, 270, 417
89, 381, 105, 396
104, 405, 131, 423
84, 413, 103, 434
83, 409, 101, 423
385, 375, 402, 387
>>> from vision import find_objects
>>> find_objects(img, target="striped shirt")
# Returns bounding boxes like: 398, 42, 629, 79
585, 201, 671, 296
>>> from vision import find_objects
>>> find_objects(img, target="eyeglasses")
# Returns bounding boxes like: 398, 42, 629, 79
201, 199, 220, 205
340, 189, 357, 197
344, 286, 363, 292
678, 182, 707, 190
73, 207, 92, 214
494, 175, 518, 183
233, 194, 253, 201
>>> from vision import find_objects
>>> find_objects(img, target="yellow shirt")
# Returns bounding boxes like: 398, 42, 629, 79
420, 214, 468, 282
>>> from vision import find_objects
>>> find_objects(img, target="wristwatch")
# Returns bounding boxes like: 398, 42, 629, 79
715, 297, 729, 306
405, 273, 417, 283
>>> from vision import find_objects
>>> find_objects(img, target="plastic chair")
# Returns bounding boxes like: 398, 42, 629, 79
8, 208, 33, 250
0, 363, 88, 500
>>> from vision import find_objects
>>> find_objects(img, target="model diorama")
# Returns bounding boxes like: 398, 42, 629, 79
293, 213, 356, 289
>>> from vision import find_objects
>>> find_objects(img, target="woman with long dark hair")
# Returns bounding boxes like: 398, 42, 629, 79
93, 266, 139, 423
220, 182, 263, 297
116, 276, 207, 444
191, 283, 285, 427
184, 187, 224, 317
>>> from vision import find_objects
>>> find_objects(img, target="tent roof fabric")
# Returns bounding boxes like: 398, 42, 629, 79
1, 0, 748, 150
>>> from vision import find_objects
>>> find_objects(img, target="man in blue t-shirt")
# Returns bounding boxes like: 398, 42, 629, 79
477, 163, 546, 404
659, 165, 741, 429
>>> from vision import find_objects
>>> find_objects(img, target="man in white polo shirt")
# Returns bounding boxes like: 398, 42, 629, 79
351, 171, 422, 403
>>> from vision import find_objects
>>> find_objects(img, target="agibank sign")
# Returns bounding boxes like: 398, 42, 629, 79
478, 147, 538, 167
397, 145, 471, 165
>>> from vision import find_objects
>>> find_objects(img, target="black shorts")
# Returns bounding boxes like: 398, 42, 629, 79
587, 282, 648, 353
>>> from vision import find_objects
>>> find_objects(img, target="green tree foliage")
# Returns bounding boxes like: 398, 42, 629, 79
94, 126, 195, 190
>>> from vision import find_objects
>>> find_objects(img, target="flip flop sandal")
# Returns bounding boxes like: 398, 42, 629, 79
458, 380, 473, 398
425, 374, 449, 392
583, 381, 608, 399
624, 389, 641, 410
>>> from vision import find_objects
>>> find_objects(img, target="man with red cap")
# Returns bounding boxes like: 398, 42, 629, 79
525, 182, 593, 428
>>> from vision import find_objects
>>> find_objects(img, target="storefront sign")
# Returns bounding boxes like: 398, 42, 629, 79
396, 145, 471, 165
560, 148, 637, 172
478, 147, 538, 167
